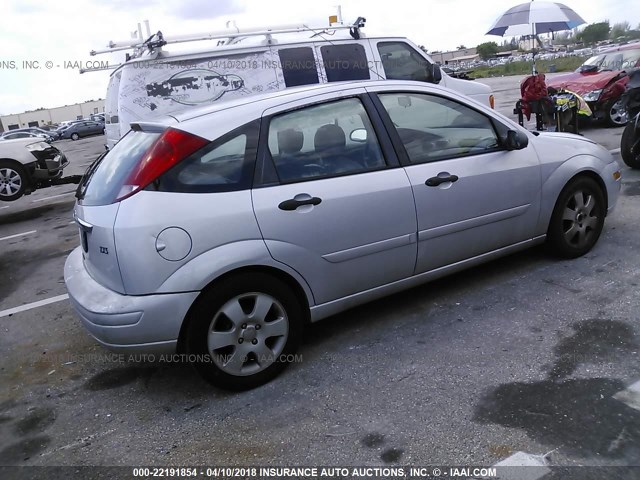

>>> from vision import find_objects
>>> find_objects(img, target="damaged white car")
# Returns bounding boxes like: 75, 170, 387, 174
0, 138, 69, 201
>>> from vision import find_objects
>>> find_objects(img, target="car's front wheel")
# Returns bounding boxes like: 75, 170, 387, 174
71, 133, 79, 141
186, 272, 304, 390
0, 160, 27, 202
605, 98, 628, 127
547, 176, 606, 258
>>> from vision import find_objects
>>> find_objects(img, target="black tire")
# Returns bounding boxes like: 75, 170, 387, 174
186, 272, 304, 391
0, 160, 27, 202
71, 133, 79, 141
547, 176, 606, 258
605, 98, 628, 127
621, 121, 640, 169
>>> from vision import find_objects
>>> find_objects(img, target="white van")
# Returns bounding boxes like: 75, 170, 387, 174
95, 18, 495, 149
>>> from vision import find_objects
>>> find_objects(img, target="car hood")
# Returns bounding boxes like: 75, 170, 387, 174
531, 131, 615, 164
547, 70, 624, 95
0, 137, 46, 147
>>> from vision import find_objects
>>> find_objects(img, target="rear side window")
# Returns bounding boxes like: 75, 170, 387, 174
79, 131, 160, 206
377, 42, 432, 82
267, 98, 385, 183
278, 47, 319, 87
320, 44, 370, 82
153, 121, 259, 193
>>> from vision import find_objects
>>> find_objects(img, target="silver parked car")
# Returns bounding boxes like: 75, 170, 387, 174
60, 120, 105, 140
65, 80, 621, 390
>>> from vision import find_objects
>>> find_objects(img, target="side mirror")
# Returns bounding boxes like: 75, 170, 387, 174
350, 128, 368, 143
579, 64, 598, 73
431, 64, 442, 84
505, 130, 529, 150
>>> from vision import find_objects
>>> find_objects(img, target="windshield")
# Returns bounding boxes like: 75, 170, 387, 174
580, 48, 640, 72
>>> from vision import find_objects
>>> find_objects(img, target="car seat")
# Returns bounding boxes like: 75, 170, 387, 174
276, 128, 304, 181
314, 124, 362, 174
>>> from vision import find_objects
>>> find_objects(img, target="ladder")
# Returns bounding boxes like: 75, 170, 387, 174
89, 17, 366, 57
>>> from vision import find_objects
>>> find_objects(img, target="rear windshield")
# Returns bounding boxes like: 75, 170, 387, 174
77, 130, 160, 206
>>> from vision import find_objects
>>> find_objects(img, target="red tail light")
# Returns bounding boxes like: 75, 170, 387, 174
115, 128, 208, 202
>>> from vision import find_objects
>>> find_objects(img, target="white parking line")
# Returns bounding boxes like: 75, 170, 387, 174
0, 293, 69, 319
610, 148, 621, 155
31, 191, 75, 203
0, 205, 9, 210
0, 230, 37, 241
613, 380, 640, 412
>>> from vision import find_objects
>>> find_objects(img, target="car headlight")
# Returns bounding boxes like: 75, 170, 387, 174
25, 141, 51, 151
582, 89, 603, 102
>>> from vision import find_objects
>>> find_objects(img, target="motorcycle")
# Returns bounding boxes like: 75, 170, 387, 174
621, 69, 640, 169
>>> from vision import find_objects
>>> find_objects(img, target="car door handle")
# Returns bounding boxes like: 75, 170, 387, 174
278, 196, 322, 211
425, 174, 459, 187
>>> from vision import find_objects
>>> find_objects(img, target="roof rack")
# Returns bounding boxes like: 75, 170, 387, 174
89, 17, 366, 58
79, 63, 122, 74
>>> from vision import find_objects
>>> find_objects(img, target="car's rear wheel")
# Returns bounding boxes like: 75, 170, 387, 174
605, 98, 628, 127
547, 176, 605, 258
621, 121, 640, 169
186, 272, 303, 390
71, 133, 79, 141
0, 160, 27, 202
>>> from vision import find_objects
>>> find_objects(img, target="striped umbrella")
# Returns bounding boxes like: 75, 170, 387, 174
487, 1, 586, 37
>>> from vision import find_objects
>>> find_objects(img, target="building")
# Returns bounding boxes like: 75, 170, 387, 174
0, 99, 105, 132
430, 47, 478, 65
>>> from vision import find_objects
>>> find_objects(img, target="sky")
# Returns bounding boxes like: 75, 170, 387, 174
0, 0, 638, 115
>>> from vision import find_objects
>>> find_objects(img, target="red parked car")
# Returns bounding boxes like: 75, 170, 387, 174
547, 43, 640, 127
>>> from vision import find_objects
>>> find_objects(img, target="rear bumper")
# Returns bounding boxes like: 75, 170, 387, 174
64, 247, 199, 353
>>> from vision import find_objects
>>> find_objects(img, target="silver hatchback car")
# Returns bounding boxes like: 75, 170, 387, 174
65, 80, 621, 390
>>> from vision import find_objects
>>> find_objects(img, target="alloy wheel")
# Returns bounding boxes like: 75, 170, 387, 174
609, 99, 628, 126
561, 190, 600, 249
0, 167, 22, 197
207, 293, 289, 377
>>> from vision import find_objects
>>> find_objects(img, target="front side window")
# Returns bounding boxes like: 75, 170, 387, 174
267, 98, 385, 183
155, 122, 258, 193
378, 93, 500, 164
320, 44, 370, 82
377, 42, 432, 82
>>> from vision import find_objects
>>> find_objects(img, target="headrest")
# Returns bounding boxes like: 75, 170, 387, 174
277, 129, 304, 154
314, 124, 346, 153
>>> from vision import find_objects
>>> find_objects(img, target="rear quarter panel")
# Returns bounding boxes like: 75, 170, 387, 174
114, 190, 313, 305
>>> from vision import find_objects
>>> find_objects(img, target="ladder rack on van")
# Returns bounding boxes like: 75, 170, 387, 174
89, 17, 366, 58
79, 63, 122, 74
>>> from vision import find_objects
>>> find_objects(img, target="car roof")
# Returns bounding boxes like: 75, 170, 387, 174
165, 80, 442, 123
